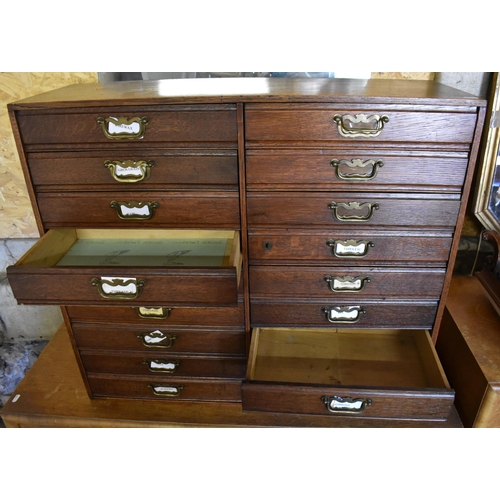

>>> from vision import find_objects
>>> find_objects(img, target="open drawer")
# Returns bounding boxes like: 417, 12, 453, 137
242, 328, 454, 421
7, 228, 242, 307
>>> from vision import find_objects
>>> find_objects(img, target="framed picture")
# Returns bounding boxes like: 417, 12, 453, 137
474, 72, 500, 312
475, 72, 500, 233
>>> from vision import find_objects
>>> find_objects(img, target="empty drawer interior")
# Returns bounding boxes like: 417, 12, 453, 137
247, 328, 449, 389
14, 228, 242, 274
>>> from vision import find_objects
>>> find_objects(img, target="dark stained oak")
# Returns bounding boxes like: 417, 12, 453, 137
16, 106, 238, 145
242, 383, 455, 421
29, 150, 239, 190
249, 265, 446, 298
80, 351, 246, 379
246, 192, 461, 228
87, 374, 243, 402
65, 302, 246, 326
36, 191, 241, 229
8, 266, 240, 306
248, 229, 453, 265
6, 77, 487, 420
245, 108, 478, 144
72, 323, 247, 354
250, 298, 439, 329
246, 149, 469, 193
9, 77, 485, 107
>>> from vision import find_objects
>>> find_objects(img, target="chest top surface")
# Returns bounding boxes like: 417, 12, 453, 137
9, 77, 487, 108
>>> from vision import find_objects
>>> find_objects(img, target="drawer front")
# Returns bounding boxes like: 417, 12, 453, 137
87, 374, 242, 402
71, 323, 246, 354
250, 299, 439, 329
37, 191, 240, 228
8, 228, 242, 307
80, 351, 246, 378
9, 268, 239, 306
66, 302, 245, 326
247, 193, 460, 228
248, 230, 452, 265
241, 383, 454, 420
29, 151, 238, 189
246, 150, 468, 192
245, 107, 477, 144
249, 266, 446, 299
17, 106, 238, 146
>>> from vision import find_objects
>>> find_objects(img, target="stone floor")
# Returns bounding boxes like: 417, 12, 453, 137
1, 237, 61, 423
0, 339, 48, 409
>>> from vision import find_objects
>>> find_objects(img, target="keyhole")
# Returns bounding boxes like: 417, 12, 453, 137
263, 241, 273, 250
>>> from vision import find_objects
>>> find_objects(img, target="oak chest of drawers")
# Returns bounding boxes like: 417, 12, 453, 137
7, 78, 487, 424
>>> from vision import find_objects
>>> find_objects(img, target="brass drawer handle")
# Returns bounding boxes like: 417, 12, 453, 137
321, 395, 372, 414
91, 276, 145, 300
148, 384, 184, 397
144, 359, 180, 373
330, 158, 384, 181
326, 239, 375, 258
328, 201, 379, 222
134, 307, 172, 320
110, 200, 159, 220
137, 329, 177, 347
322, 305, 365, 323
324, 275, 371, 293
332, 113, 389, 138
97, 116, 149, 140
104, 160, 154, 183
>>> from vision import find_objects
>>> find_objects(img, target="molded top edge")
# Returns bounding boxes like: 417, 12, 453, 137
9, 77, 487, 108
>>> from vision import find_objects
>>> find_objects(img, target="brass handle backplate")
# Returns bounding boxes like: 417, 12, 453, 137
328, 201, 379, 222
148, 384, 184, 397
321, 395, 372, 413
330, 158, 384, 181
110, 200, 159, 220
322, 305, 365, 323
104, 160, 154, 183
326, 239, 375, 258
134, 307, 172, 320
97, 116, 149, 140
91, 276, 145, 300
324, 275, 371, 293
144, 359, 180, 373
332, 113, 389, 138
137, 329, 177, 348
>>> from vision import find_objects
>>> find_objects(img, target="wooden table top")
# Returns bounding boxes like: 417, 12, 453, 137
445, 274, 500, 384
0, 323, 463, 428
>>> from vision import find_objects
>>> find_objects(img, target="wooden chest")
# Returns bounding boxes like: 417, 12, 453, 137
7, 78, 486, 423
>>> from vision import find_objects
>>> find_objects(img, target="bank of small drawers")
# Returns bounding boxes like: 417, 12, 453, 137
68, 298, 247, 402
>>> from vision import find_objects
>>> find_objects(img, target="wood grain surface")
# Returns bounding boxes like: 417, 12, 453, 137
436, 275, 500, 427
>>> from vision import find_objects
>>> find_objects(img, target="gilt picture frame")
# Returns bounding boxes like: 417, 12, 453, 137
474, 72, 500, 233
